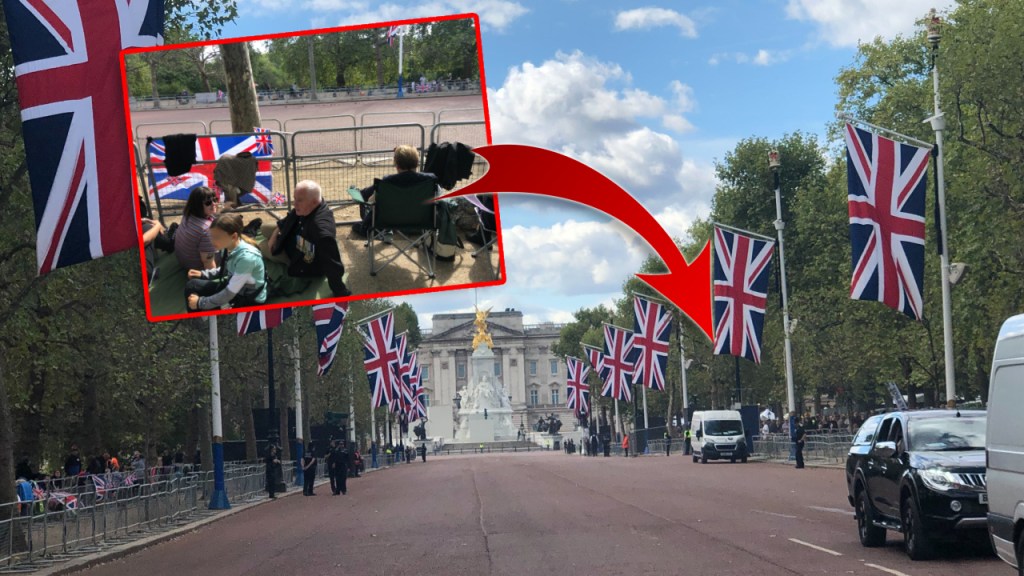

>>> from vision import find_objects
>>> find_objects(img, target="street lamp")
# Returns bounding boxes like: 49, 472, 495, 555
769, 150, 797, 416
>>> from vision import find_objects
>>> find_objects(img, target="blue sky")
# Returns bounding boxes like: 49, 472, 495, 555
222, 0, 949, 329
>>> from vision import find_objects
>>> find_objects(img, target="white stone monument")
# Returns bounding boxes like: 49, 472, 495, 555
455, 308, 516, 442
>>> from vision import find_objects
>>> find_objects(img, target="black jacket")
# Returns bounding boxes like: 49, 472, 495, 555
359, 170, 438, 200
424, 141, 475, 190
273, 201, 347, 296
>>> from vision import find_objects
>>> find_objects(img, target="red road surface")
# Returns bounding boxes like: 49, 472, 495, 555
75, 453, 1005, 576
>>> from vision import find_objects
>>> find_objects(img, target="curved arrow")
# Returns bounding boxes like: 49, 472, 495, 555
436, 144, 713, 342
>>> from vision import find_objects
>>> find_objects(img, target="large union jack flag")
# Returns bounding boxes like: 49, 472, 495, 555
632, 295, 672, 391
313, 302, 349, 376
601, 324, 637, 401
713, 226, 774, 364
391, 332, 415, 415
237, 308, 292, 336
361, 311, 400, 408
565, 356, 590, 416
405, 351, 427, 421
845, 123, 929, 320
3, 0, 164, 274
148, 133, 274, 204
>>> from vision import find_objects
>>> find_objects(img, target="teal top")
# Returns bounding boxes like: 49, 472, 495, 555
197, 241, 267, 309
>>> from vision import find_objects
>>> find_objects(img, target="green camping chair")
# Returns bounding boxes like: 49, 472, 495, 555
368, 178, 439, 279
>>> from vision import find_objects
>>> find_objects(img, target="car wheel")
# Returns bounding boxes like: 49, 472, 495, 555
692, 454, 698, 463
901, 495, 936, 561
730, 457, 736, 463
856, 489, 886, 547
741, 456, 748, 464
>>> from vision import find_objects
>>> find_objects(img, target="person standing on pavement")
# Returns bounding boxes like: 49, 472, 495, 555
336, 441, 349, 495
664, 431, 672, 456
302, 445, 317, 496
793, 418, 806, 469
684, 427, 692, 455
265, 445, 281, 499
326, 440, 340, 495
418, 443, 426, 463
622, 434, 630, 458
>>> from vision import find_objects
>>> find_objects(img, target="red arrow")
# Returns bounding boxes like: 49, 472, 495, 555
436, 144, 713, 342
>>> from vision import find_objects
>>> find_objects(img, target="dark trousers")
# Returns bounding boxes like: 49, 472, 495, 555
266, 475, 275, 498
184, 278, 222, 311
684, 439, 692, 455
337, 469, 347, 494
329, 468, 339, 494
665, 443, 671, 456
794, 442, 805, 468
303, 471, 316, 495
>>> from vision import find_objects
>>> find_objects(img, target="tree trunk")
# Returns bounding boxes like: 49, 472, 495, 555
0, 356, 29, 553
198, 402, 213, 472
244, 399, 258, 463
16, 353, 45, 460
278, 396, 290, 461
221, 42, 262, 132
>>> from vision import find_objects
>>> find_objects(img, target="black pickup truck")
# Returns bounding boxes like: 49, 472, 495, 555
846, 410, 989, 560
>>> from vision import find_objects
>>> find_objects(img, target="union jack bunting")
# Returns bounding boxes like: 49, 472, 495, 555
313, 302, 349, 376
237, 308, 293, 336
713, 226, 774, 364
565, 356, 590, 416
148, 134, 274, 204
845, 123, 929, 320
361, 311, 400, 408
3, 0, 164, 274
601, 324, 638, 402
632, 295, 672, 391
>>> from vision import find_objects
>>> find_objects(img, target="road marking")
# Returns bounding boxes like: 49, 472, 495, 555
752, 509, 799, 519
865, 563, 911, 576
807, 505, 853, 515
788, 538, 843, 556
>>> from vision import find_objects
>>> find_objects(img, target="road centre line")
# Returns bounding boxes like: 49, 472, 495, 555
788, 538, 843, 557
807, 505, 854, 515
864, 563, 912, 576
752, 509, 799, 519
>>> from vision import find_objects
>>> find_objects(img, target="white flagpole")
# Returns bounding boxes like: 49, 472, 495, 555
926, 10, 956, 408
292, 335, 304, 487
614, 398, 620, 444
679, 327, 689, 413
397, 30, 405, 98
208, 317, 229, 509
768, 153, 797, 416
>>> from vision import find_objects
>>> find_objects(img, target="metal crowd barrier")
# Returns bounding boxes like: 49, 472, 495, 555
0, 461, 329, 572
436, 108, 484, 123
135, 121, 209, 157
360, 110, 436, 128
282, 114, 356, 133
289, 124, 426, 211
144, 130, 291, 223
208, 118, 283, 134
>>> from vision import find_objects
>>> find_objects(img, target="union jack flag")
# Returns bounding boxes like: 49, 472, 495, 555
713, 226, 774, 364
632, 295, 672, 391
583, 344, 606, 379
253, 127, 273, 155
601, 324, 637, 401
410, 367, 427, 421
387, 25, 400, 46
361, 311, 400, 408
93, 474, 107, 501
148, 133, 274, 204
391, 332, 414, 415
237, 308, 293, 336
313, 302, 349, 376
566, 356, 590, 416
845, 123, 929, 320
3, 0, 164, 274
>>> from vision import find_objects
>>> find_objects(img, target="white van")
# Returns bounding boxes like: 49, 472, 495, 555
690, 410, 748, 464
987, 313, 1024, 574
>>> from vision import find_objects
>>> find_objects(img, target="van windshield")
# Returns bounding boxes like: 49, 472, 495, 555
705, 420, 743, 436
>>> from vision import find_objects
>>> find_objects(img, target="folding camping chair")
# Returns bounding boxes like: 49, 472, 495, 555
367, 178, 439, 279
465, 194, 499, 279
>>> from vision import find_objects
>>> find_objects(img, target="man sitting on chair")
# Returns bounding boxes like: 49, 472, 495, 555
352, 145, 437, 237
267, 180, 352, 297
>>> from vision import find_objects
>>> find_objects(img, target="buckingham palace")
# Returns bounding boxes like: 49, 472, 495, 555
414, 308, 578, 442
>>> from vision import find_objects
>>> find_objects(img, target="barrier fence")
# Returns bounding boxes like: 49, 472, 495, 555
208, 118, 283, 135
0, 462, 327, 573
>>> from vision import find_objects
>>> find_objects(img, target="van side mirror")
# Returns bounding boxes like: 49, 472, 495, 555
695, 430, 703, 439
874, 441, 897, 459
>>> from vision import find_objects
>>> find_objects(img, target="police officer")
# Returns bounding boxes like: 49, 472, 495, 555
336, 441, 349, 495
664, 431, 672, 456
265, 445, 280, 499
418, 443, 426, 463
327, 440, 340, 495
684, 427, 692, 455
793, 418, 806, 469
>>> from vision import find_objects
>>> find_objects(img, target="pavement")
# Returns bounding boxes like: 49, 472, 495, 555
66, 452, 1004, 576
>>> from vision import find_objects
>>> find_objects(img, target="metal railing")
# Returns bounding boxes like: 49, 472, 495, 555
208, 118, 283, 134
0, 461, 326, 572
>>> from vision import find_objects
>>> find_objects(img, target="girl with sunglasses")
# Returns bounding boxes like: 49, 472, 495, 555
174, 186, 221, 271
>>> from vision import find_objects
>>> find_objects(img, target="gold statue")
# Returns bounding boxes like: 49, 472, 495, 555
472, 305, 493, 350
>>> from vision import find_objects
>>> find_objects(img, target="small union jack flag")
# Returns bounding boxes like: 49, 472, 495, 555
3, 0, 164, 274
845, 123, 929, 320
601, 324, 638, 401
313, 302, 349, 376
566, 356, 590, 416
361, 311, 400, 408
713, 226, 774, 364
253, 127, 274, 155
237, 308, 293, 336
632, 295, 672, 391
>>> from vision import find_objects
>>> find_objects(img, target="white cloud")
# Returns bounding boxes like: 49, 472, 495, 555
785, 0, 954, 48
662, 114, 694, 133
304, 0, 528, 32
614, 7, 698, 38
709, 50, 788, 66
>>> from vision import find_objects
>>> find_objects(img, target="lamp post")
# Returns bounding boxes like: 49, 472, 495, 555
769, 150, 797, 416
926, 8, 957, 409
